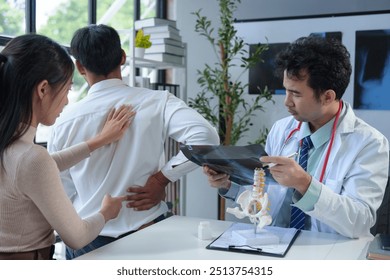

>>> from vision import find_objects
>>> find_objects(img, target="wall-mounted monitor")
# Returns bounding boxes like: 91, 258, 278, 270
248, 43, 288, 95
354, 29, 390, 110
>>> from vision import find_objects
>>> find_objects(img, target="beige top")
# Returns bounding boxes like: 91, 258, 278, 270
0, 126, 105, 252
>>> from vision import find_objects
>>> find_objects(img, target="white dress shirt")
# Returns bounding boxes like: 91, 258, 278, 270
48, 79, 219, 237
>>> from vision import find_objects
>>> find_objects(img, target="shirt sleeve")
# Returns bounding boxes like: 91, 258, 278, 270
218, 182, 242, 201
17, 147, 105, 250
50, 142, 91, 171
292, 179, 321, 211
160, 93, 220, 182
161, 156, 199, 182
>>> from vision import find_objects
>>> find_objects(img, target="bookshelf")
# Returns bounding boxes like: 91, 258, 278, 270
128, 56, 186, 71
119, 28, 186, 88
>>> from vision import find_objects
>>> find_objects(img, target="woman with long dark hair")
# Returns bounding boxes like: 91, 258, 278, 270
0, 34, 134, 260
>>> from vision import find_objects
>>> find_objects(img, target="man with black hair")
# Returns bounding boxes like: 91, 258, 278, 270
48, 24, 219, 259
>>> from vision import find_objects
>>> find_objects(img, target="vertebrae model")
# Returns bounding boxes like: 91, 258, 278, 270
226, 168, 272, 231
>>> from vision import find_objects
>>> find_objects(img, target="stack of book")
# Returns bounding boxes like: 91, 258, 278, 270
134, 18, 185, 65
366, 234, 390, 260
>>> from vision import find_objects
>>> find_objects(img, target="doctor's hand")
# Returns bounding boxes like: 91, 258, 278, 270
203, 165, 231, 190
126, 171, 168, 211
260, 155, 312, 195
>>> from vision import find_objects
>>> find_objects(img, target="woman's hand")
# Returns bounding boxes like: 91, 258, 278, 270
99, 194, 127, 222
86, 105, 136, 152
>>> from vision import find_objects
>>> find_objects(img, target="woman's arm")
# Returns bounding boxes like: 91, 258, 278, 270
18, 147, 127, 249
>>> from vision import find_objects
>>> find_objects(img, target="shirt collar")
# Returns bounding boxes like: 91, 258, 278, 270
299, 101, 347, 149
87, 79, 126, 96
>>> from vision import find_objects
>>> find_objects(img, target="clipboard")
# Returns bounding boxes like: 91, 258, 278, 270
180, 144, 267, 185
206, 222, 300, 258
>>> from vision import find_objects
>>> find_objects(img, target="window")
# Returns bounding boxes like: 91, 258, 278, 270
0, 0, 25, 37
36, 0, 89, 46
0, 0, 165, 143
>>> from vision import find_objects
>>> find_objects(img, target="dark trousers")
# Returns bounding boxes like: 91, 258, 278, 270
0, 245, 55, 260
66, 214, 166, 259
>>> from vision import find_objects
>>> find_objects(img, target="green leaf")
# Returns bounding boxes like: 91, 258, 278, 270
191, 0, 274, 145
135, 29, 152, 48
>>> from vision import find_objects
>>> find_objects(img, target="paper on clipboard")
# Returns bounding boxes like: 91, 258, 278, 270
206, 222, 300, 257
180, 144, 267, 185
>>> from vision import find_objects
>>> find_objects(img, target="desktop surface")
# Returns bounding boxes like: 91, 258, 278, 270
76, 215, 372, 260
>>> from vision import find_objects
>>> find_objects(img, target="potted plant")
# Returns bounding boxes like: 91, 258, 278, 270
134, 29, 152, 58
189, 0, 274, 219
189, 0, 273, 146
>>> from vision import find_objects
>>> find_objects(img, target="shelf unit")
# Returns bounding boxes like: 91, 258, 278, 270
129, 56, 186, 70
119, 28, 186, 91
126, 55, 187, 98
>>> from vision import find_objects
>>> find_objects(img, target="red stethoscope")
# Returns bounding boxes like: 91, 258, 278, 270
283, 100, 343, 183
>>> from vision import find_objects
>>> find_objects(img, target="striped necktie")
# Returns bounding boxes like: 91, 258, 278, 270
289, 135, 313, 230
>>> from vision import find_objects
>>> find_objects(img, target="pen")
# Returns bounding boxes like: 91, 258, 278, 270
228, 245, 262, 252
262, 152, 298, 169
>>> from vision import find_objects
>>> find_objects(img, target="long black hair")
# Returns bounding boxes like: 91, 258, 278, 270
0, 34, 74, 167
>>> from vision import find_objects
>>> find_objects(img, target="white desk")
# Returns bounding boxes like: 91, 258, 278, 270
76, 215, 372, 260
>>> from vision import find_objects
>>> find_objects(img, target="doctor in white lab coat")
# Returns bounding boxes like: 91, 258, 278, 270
203, 35, 389, 238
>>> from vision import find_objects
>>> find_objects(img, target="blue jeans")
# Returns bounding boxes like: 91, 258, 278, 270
66, 214, 166, 260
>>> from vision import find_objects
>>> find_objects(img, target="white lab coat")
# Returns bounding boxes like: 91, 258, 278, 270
264, 101, 389, 238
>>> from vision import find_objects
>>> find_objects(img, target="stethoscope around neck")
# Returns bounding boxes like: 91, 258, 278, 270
283, 100, 343, 183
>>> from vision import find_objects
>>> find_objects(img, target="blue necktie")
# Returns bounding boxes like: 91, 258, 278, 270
290, 135, 313, 230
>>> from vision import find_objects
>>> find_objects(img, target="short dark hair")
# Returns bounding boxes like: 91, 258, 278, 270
275, 35, 352, 100
0, 34, 74, 166
70, 24, 123, 76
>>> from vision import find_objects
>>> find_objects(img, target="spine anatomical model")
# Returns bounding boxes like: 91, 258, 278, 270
226, 168, 272, 232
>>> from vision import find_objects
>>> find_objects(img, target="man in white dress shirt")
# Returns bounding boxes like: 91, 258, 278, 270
47, 24, 220, 259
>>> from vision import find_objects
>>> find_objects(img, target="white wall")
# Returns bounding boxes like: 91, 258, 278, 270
233, 13, 390, 140
176, 1, 220, 219
176, 0, 390, 219
176, 0, 288, 219
234, 0, 390, 21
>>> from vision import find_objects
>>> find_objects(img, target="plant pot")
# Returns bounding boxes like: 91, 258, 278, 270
135, 47, 145, 58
